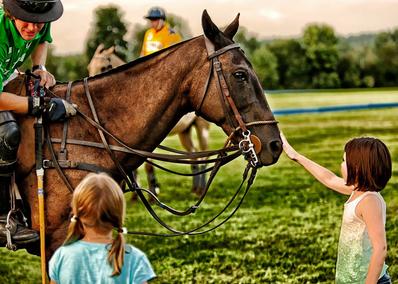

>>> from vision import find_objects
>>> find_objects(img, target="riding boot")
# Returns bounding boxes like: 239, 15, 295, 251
0, 112, 39, 246
0, 177, 39, 245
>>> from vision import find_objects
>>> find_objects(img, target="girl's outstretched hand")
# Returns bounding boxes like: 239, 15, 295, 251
280, 132, 299, 161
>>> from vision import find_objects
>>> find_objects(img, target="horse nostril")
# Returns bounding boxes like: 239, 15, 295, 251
269, 140, 282, 154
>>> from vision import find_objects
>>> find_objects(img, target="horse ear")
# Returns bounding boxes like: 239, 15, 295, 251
223, 13, 240, 40
202, 10, 221, 42
104, 46, 115, 55
94, 43, 105, 55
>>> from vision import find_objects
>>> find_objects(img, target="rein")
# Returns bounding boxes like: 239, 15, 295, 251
27, 38, 275, 236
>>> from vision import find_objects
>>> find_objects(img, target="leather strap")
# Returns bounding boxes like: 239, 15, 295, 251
59, 81, 73, 161
213, 56, 248, 133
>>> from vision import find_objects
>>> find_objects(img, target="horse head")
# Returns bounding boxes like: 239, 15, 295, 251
192, 10, 282, 166
87, 44, 123, 76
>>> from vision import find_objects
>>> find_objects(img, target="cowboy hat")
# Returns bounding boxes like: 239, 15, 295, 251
3, 0, 63, 23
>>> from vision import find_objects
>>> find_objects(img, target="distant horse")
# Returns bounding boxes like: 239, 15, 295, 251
8, 10, 281, 260
88, 44, 211, 194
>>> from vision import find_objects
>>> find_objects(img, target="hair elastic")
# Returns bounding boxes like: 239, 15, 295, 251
70, 215, 78, 223
117, 227, 128, 234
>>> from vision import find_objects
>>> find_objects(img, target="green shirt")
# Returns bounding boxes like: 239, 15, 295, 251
0, 7, 52, 92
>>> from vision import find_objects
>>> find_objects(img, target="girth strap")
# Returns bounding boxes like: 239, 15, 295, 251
58, 81, 73, 161
42, 159, 120, 176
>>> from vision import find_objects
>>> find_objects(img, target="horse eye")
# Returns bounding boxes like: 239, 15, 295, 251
233, 71, 247, 82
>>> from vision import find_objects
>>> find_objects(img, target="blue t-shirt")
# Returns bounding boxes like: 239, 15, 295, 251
49, 240, 156, 284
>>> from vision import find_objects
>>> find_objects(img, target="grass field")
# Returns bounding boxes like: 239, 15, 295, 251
1, 89, 397, 283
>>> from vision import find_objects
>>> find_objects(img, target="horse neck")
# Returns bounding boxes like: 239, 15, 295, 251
62, 37, 208, 152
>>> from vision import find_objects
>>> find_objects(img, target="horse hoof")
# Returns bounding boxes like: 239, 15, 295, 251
192, 187, 204, 196
131, 192, 138, 203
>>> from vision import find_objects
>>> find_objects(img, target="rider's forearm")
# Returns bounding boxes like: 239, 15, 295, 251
295, 154, 352, 195
31, 42, 48, 66
0, 92, 29, 114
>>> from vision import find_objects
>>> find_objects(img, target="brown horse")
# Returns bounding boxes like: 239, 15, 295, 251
7, 10, 281, 259
87, 44, 211, 194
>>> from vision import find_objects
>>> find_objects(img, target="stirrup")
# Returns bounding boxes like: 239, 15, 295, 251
5, 210, 17, 251
4, 209, 30, 251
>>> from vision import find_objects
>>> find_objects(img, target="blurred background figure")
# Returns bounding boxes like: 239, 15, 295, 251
140, 7, 182, 56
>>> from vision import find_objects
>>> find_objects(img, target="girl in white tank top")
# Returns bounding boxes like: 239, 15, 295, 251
281, 134, 392, 284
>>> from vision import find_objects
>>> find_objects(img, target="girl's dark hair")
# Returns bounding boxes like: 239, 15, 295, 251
345, 137, 392, 192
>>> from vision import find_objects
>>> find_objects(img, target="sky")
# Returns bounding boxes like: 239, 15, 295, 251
51, 0, 398, 55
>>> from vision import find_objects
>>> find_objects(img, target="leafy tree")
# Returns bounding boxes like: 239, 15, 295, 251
234, 27, 262, 58
358, 45, 377, 87
250, 45, 279, 89
19, 47, 88, 81
373, 29, 398, 86
128, 23, 146, 60
302, 24, 340, 88
167, 14, 192, 40
268, 39, 310, 89
337, 43, 361, 88
85, 5, 128, 62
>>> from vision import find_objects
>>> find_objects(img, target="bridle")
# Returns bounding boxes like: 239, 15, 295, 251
197, 38, 278, 167
24, 37, 279, 236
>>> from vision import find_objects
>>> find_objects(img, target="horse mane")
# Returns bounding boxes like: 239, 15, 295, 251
90, 36, 201, 81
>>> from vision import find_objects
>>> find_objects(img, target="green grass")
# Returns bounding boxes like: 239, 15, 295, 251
267, 88, 398, 109
1, 89, 398, 283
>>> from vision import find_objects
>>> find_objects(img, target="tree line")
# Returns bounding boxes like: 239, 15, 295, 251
24, 5, 398, 89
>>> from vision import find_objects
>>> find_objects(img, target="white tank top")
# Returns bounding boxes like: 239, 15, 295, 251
335, 191, 387, 283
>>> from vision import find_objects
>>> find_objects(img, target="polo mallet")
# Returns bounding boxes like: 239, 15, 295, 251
32, 78, 47, 284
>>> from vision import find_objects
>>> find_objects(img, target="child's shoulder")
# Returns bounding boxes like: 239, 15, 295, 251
125, 244, 146, 256
361, 191, 385, 203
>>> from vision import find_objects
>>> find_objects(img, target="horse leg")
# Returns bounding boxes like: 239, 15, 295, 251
131, 169, 138, 202
194, 118, 210, 195
145, 162, 159, 200
177, 130, 201, 194
195, 117, 210, 152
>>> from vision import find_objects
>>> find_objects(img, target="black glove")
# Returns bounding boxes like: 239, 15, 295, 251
28, 97, 77, 122
46, 98, 77, 121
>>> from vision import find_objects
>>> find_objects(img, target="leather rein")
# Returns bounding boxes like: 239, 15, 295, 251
27, 39, 277, 236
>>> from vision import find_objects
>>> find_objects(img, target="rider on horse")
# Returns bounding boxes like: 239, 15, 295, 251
0, 0, 75, 245
140, 7, 182, 56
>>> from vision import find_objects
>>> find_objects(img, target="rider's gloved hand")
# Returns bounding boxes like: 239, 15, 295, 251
28, 97, 77, 121
47, 98, 77, 121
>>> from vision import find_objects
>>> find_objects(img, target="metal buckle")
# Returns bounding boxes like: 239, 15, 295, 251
43, 159, 78, 169
42, 160, 51, 169
238, 130, 260, 168
213, 60, 222, 71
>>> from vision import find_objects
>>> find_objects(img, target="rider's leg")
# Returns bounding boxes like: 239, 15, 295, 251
0, 111, 39, 245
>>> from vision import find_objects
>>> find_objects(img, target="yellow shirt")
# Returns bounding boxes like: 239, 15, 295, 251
140, 23, 182, 56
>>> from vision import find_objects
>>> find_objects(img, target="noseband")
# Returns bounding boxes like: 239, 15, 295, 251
198, 40, 278, 167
